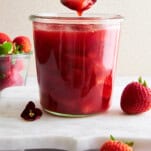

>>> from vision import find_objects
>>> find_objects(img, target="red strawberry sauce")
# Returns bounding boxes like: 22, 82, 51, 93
61, 0, 97, 16
32, 16, 121, 116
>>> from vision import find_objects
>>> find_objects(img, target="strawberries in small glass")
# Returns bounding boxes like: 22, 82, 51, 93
0, 32, 31, 91
120, 77, 151, 114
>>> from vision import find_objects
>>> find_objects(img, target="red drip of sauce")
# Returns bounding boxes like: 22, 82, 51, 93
61, 0, 97, 16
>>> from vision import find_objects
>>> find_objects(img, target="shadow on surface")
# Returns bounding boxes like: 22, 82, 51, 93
0, 149, 99, 151
84, 149, 99, 151
25, 149, 99, 151
25, 149, 67, 151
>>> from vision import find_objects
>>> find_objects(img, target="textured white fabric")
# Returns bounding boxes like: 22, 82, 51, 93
0, 76, 151, 151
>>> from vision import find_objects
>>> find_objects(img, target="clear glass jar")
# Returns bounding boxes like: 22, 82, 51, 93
30, 13, 123, 117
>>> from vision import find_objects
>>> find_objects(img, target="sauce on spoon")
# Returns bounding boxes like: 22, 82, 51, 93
60, 0, 97, 16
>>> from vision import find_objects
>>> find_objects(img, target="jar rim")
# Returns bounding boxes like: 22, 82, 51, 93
0, 53, 32, 58
30, 13, 124, 24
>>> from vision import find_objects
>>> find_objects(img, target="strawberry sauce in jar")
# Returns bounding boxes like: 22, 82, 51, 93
31, 14, 123, 117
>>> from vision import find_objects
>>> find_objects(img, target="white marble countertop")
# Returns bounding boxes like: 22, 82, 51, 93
0, 76, 151, 151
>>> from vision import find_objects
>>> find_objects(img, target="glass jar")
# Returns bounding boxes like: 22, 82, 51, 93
30, 13, 123, 117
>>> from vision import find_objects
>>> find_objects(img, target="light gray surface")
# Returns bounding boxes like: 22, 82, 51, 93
0, 76, 151, 151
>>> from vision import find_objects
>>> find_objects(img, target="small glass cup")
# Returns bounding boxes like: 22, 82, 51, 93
30, 13, 123, 117
0, 54, 31, 91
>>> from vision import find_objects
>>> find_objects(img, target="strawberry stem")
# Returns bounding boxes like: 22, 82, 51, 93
143, 80, 147, 87
109, 135, 134, 147
110, 135, 116, 141
138, 76, 142, 84
125, 141, 134, 147
138, 76, 148, 87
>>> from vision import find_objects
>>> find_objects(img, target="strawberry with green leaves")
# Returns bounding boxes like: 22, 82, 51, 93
100, 135, 134, 151
120, 77, 151, 114
0, 32, 13, 55
13, 36, 32, 53
0, 33, 32, 55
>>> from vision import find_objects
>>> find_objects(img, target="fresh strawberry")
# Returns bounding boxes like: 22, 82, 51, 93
120, 77, 151, 114
0, 32, 11, 44
13, 36, 31, 53
100, 135, 133, 151
60, 0, 97, 15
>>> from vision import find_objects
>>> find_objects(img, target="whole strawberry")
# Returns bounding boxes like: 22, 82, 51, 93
100, 135, 133, 151
120, 77, 151, 114
0, 32, 11, 44
13, 36, 31, 53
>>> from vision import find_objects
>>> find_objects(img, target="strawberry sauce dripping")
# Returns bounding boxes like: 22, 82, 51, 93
60, 0, 97, 16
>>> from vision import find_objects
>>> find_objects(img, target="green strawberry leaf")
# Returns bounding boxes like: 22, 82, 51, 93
138, 76, 148, 87
138, 76, 142, 84
0, 42, 13, 55
109, 135, 134, 147
13, 44, 23, 54
110, 135, 116, 141
125, 141, 134, 147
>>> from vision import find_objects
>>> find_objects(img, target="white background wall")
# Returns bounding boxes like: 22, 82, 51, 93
0, 0, 151, 76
